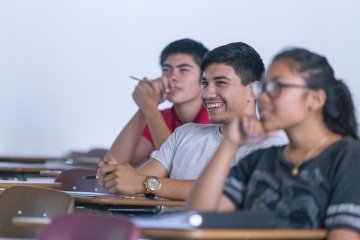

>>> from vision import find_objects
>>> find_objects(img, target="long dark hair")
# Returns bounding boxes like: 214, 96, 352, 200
273, 48, 359, 140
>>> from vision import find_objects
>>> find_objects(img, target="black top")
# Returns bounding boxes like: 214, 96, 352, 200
223, 136, 360, 231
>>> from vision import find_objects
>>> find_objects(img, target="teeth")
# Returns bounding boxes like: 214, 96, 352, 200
207, 103, 222, 108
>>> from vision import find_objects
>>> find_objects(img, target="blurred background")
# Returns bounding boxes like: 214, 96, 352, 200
0, 0, 359, 156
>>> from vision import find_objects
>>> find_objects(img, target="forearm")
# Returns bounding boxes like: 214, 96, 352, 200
142, 107, 172, 149
186, 138, 239, 211
327, 229, 360, 240
138, 160, 194, 201
155, 179, 194, 201
107, 110, 146, 164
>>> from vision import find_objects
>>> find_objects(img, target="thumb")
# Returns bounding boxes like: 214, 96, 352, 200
106, 155, 118, 166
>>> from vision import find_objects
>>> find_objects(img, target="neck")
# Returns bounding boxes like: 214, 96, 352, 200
173, 97, 204, 123
286, 119, 330, 151
284, 117, 341, 164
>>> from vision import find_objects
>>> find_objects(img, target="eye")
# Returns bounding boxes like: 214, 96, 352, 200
162, 67, 170, 72
266, 82, 281, 97
215, 80, 227, 86
200, 80, 208, 87
179, 67, 190, 72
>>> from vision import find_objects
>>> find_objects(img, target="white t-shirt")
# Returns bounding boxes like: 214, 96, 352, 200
152, 123, 288, 180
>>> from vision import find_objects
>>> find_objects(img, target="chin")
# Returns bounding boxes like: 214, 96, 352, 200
209, 116, 225, 124
261, 120, 280, 132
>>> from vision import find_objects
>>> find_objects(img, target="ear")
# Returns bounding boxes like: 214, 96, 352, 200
308, 89, 326, 111
247, 83, 257, 102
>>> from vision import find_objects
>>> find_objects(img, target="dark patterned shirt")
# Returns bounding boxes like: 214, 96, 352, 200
223, 136, 360, 231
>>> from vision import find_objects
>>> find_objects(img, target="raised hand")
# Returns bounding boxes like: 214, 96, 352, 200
132, 76, 169, 111
225, 115, 267, 147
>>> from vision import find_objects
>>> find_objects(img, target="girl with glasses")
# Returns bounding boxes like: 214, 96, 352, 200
187, 48, 360, 239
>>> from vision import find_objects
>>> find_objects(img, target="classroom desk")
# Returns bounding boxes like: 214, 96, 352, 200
12, 216, 51, 228
11, 216, 327, 240
0, 156, 66, 163
0, 181, 62, 189
74, 194, 185, 207
0, 159, 97, 175
0, 161, 74, 174
140, 228, 327, 240
72, 193, 185, 215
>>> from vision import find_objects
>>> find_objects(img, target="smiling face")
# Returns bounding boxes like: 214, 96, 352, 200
201, 63, 254, 124
161, 53, 202, 105
258, 59, 312, 131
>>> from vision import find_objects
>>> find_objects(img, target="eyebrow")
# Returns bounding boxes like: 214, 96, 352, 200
162, 63, 194, 69
213, 76, 231, 81
201, 75, 231, 82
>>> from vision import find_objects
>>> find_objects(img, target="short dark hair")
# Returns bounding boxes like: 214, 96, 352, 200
201, 42, 265, 86
160, 38, 209, 67
273, 48, 358, 140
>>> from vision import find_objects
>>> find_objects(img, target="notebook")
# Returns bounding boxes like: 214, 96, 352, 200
132, 210, 276, 230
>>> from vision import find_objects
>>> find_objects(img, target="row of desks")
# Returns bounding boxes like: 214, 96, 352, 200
0, 156, 327, 239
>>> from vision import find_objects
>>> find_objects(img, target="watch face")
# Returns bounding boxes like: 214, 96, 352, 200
147, 177, 160, 192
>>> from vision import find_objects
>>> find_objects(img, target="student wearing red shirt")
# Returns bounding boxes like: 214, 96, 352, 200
106, 39, 209, 166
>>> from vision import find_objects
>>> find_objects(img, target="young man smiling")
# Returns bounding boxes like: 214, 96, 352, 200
98, 42, 287, 200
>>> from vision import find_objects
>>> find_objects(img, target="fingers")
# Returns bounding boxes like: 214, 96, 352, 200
98, 164, 143, 195
159, 76, 170, 94
240, 116, 266, 143
241, 116, 265, 138
225, 115, 266, 146
98, 159, 107, 168
132, 77, 165, 107
105, 155, 117, 165
149, 77, 168, 101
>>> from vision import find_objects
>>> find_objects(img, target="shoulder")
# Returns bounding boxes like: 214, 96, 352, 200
260, 130, 289, 148
249, 145, 283, 159
327, 136, 360, 160
337, 136, 360, 149
170, 123, 219, 142
238, 145, 283, 168
327, 136, 360, 169
174, 123, 219, 133
246, 130, 288, 154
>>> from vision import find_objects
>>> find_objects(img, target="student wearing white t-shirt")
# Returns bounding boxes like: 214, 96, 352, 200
97, 42, 287, 200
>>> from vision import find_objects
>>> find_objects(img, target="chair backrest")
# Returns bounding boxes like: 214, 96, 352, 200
55, 168, 108, 193
0, 186, 74, 238
39, 213, 140, 240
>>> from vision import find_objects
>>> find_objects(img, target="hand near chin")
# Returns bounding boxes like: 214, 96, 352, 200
226, 115, 267, 146
132, 76, 169, 109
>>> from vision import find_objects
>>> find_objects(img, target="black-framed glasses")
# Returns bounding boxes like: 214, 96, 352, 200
251, 81, 309, 99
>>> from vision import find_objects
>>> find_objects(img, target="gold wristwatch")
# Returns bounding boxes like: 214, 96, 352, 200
144, 176, 161, 198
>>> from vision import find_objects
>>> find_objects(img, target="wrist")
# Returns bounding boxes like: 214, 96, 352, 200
140, 105, 159, 116
222, 137, 244, 149
143, 175, 161, 195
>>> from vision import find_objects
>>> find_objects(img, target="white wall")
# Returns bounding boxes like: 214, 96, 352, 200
0, 0, 359, 156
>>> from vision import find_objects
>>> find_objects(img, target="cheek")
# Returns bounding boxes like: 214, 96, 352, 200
271, 99, 307, 127
226, 90, 248, 109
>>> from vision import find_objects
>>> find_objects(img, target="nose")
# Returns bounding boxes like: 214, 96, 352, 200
202, 83, 217, 100
168, 69, 179, 82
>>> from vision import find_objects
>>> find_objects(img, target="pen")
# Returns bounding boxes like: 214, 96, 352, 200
82, 175, 97, 180
129, 76, 142, 81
